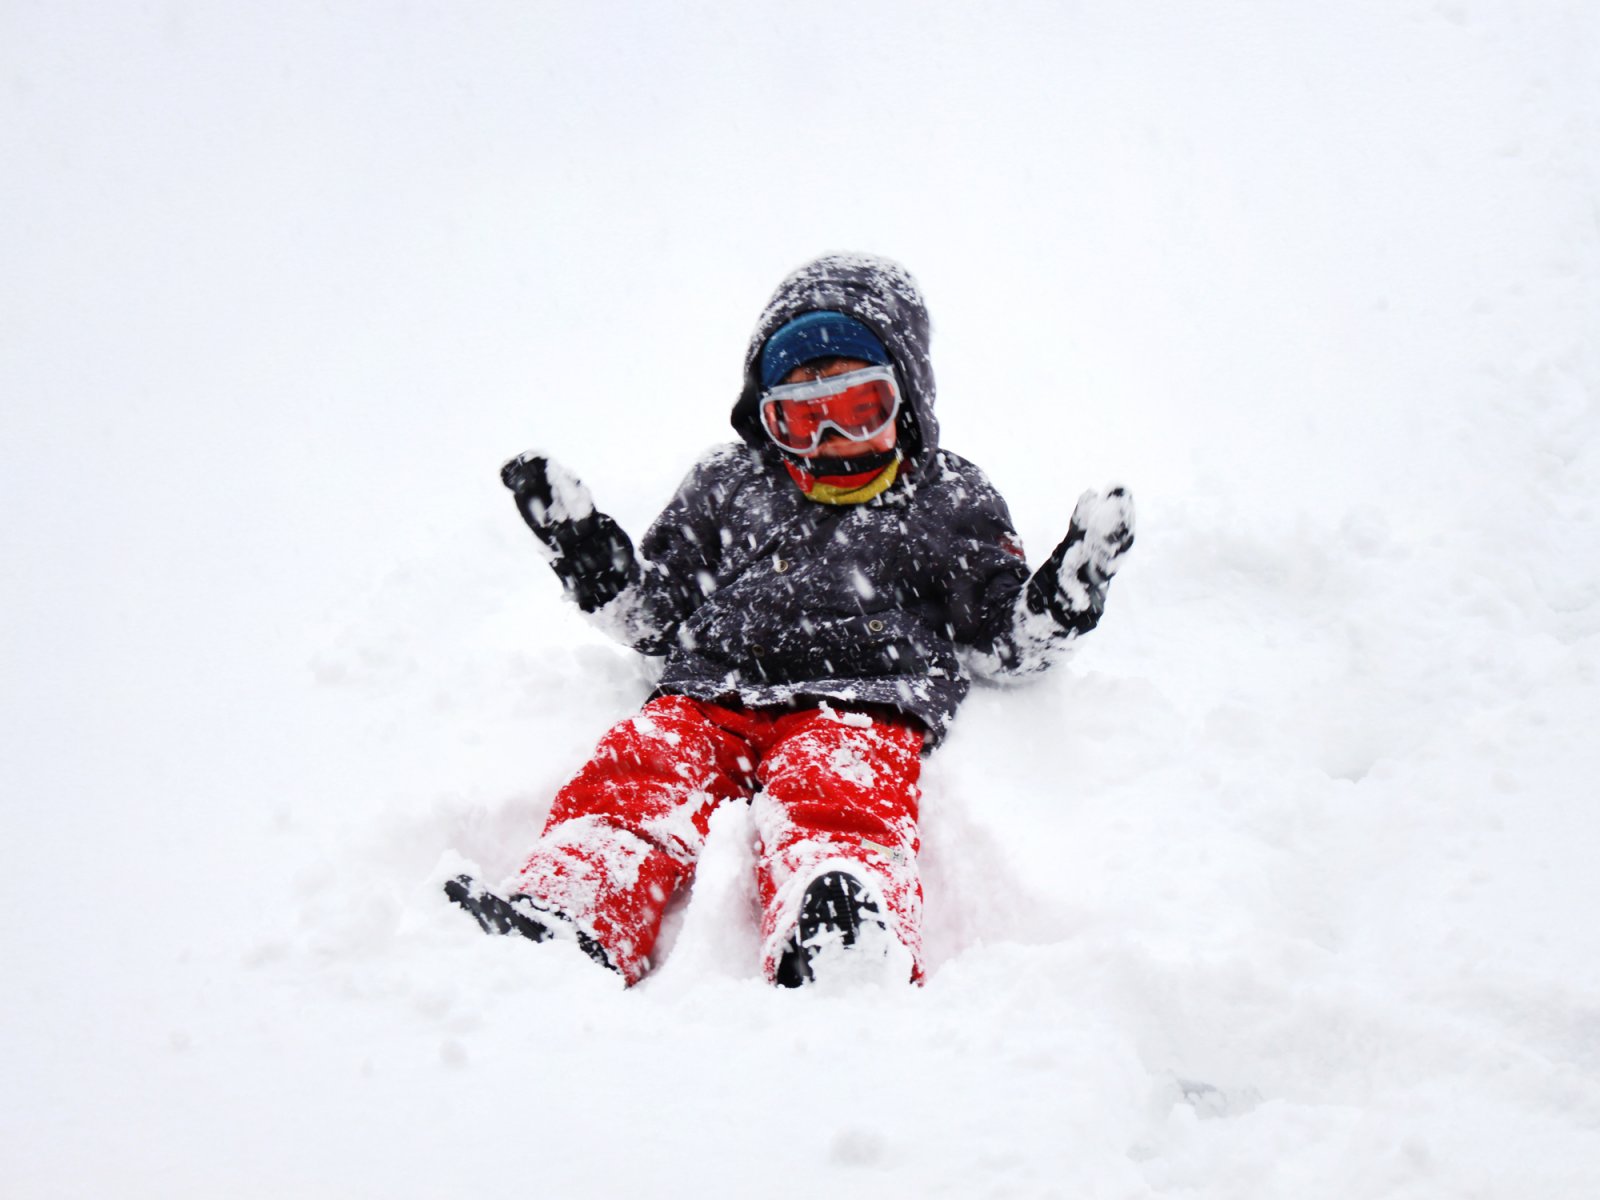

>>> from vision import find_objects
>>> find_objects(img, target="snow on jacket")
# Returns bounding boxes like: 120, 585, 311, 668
518, 254, 1119, 745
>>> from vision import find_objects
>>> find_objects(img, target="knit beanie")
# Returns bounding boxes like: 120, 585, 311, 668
758, 311, 890, 389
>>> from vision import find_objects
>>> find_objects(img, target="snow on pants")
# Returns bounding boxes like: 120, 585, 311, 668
508, 695, 925, 985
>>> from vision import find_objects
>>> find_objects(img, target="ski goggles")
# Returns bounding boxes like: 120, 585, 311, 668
757, 366, 902, 454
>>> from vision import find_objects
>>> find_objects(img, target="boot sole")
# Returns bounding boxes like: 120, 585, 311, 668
775, 870, 888, 988
444, 874, 617, 974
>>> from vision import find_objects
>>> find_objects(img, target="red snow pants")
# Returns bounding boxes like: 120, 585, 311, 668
509, 695, 925, 985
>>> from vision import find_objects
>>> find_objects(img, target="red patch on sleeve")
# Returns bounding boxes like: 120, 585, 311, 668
999, 532, 1026, 560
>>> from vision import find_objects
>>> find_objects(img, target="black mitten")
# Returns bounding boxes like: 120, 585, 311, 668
501, 451, 638, 612
1026, 486, 1135, 636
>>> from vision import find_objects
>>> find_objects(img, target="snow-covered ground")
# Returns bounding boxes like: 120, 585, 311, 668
5, 2, 1599, 1195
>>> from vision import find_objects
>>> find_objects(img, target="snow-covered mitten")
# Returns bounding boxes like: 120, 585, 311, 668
1026, 485, 1135, 635
501, 451, 639, 612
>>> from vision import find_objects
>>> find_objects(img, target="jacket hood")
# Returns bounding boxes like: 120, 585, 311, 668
731, 253, 940, 472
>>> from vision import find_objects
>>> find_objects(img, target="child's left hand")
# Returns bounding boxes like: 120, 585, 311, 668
1068, 485, 1135, 581
1024, 485, 1135, 636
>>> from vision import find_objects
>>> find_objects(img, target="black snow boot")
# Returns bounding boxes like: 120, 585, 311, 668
774, 870, 889, 988
444, 874, 617, 974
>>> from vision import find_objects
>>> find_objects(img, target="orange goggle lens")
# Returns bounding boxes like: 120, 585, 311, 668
758, 368, 901, 453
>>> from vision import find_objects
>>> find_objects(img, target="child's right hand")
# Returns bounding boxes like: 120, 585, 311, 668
501, 450, 552, 501
500, 451, 635, 612
500, 451, 596, 528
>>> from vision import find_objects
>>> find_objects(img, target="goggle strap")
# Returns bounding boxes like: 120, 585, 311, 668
760, 364, 898, 405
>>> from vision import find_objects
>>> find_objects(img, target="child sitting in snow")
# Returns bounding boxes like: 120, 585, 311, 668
448, 253, 1134, 987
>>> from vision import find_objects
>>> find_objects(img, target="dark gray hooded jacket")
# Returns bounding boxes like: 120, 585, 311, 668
529, 254, 1115, 745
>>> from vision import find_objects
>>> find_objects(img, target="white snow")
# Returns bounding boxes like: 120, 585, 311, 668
4, 2, 1599, 1196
